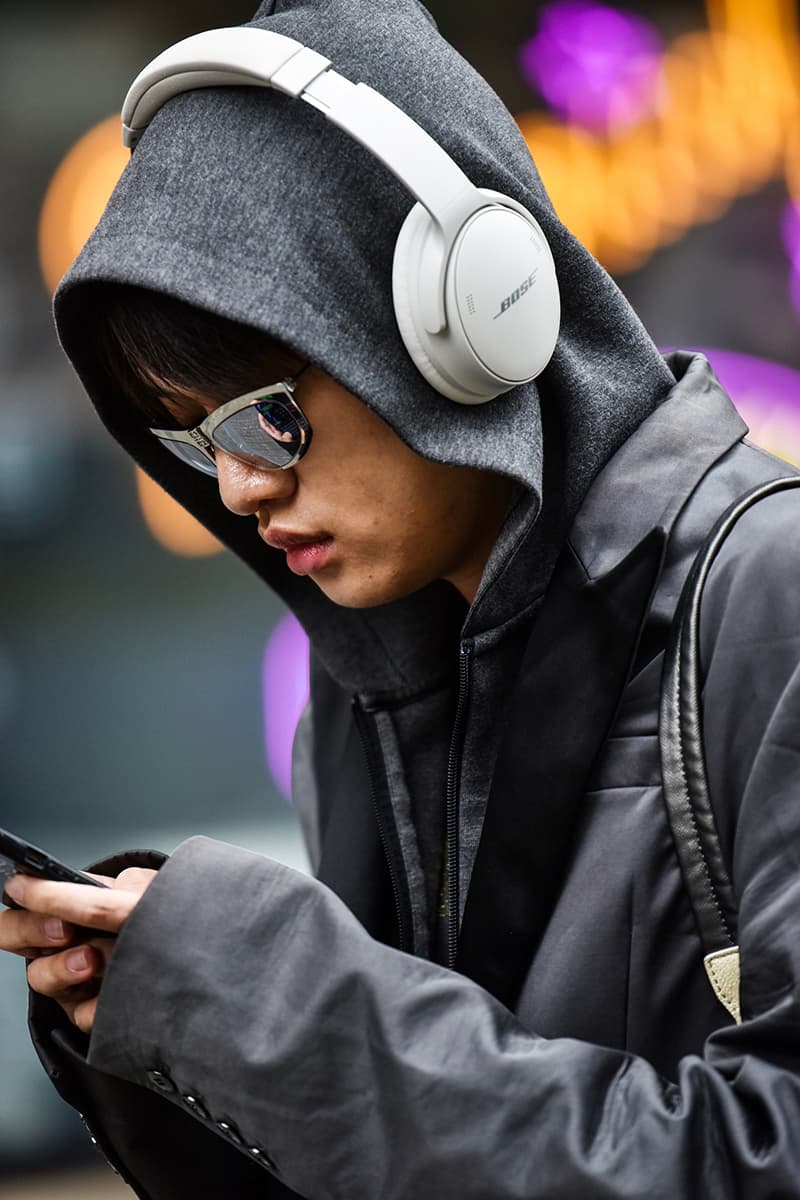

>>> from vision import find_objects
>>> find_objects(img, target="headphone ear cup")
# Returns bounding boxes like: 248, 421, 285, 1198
392, 204, 481, 402
393, 190, 560, 405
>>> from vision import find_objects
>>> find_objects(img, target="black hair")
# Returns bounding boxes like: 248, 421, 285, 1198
84, 282, 304, 426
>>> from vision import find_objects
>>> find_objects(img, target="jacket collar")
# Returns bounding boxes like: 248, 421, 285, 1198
456, 352, 748, 1006
570, 351, 747, 580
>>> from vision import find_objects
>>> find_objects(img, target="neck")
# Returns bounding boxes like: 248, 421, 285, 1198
446, 476, 518, 605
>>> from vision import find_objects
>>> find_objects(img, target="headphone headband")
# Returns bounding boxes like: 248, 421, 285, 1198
120, 26, 561, 403
123, 29, 480, 233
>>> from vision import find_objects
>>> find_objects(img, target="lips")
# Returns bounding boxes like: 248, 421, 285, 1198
259, 527, 334, 576
260, 529, 328, 550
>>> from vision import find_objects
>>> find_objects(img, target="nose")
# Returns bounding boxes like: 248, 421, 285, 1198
215, 451, 297, 517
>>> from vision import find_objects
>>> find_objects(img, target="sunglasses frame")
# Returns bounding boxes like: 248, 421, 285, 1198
149, 375, 311, 475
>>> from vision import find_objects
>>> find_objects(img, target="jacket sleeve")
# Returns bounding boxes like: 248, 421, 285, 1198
27, 849, 304, 1200
74, 492, 800, 1199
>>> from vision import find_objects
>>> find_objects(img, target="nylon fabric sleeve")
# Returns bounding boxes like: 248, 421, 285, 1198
85, 804, 800, 1200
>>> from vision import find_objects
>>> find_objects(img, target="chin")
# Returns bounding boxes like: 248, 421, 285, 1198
313, 569, 423, 609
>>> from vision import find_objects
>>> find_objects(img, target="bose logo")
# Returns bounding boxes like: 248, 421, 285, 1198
492, 269, 539, 320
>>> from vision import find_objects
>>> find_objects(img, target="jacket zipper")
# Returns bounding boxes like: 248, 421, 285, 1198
445, 638, 473, 969
352, 698, 411, 953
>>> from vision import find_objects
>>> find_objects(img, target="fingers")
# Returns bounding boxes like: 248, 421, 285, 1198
64, 868, 157, 891
114, 867, 158, 893
27, 939, 110, 1000
27, 936, 111, 1041
4, 867, 159, 1038
70, 994, 99, 1035
0, 906, 74, 958
25, 933, 113, 1037
4, 875, 142, 935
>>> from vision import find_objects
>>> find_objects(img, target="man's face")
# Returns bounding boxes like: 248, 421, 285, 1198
161, 367, 515, 608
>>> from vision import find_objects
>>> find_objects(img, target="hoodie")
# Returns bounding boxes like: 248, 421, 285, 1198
53, 0, 674, 956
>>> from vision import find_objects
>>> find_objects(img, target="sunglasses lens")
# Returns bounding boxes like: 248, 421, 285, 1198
214, 396, 307, 468
158, 437, 218, 476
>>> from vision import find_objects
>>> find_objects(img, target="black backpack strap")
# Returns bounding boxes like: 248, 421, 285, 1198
659, 476, 800, 1023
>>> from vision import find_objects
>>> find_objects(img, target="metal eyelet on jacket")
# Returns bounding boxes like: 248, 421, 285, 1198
147, 1068, 176, 1094
247, 1144, 277, 1170
217, 1119, 244, 1146
182, 1092, 211, 1121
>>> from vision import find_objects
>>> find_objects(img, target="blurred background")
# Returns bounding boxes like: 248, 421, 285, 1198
1, 0, 799, 1193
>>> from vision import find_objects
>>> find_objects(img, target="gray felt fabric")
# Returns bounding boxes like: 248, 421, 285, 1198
53, 0, 675, 702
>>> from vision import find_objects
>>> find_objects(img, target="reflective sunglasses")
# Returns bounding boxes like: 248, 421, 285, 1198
149, 373, 311, 477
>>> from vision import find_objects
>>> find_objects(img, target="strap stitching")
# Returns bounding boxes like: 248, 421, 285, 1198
673, 682, 734, 942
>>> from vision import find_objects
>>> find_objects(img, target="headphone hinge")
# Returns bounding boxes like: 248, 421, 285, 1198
271, 47, 331, 98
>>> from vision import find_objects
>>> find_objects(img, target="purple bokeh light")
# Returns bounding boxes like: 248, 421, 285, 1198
702, 348, 800, 414
262, 612, 310, 801
519, 1, 664, 133
697, 348, 800, 466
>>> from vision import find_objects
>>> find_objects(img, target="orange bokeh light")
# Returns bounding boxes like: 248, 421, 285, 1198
38, 115, 129, 295
135, 468, 222, 558
517, 0, 800, 274
39, 118, 222, 557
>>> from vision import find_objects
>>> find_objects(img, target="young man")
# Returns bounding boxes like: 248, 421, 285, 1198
3, 1, 800, 1196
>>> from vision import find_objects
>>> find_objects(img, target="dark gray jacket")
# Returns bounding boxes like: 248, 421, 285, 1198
32, 0, 800, 1194
30, 352, 800, 1197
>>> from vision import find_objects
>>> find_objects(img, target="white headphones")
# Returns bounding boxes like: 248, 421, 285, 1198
122, 27, 560, 405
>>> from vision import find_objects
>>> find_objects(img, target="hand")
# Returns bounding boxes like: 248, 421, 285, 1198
0, 867, 157, 1034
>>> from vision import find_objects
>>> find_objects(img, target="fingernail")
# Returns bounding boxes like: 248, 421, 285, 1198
4, 876, 24, 902
44, 918, 65, 941
66, 948, 89, 973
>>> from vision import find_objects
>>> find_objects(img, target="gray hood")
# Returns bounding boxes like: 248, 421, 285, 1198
53, 0, 675, 697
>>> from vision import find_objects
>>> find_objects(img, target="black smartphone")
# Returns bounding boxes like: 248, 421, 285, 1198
0, 827, 109, 893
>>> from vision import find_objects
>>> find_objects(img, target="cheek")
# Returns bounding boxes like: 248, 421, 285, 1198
345, 464, 440, 553
339, 480, 460, 599
297, 412, 478, 605
311, 484, 441, 607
